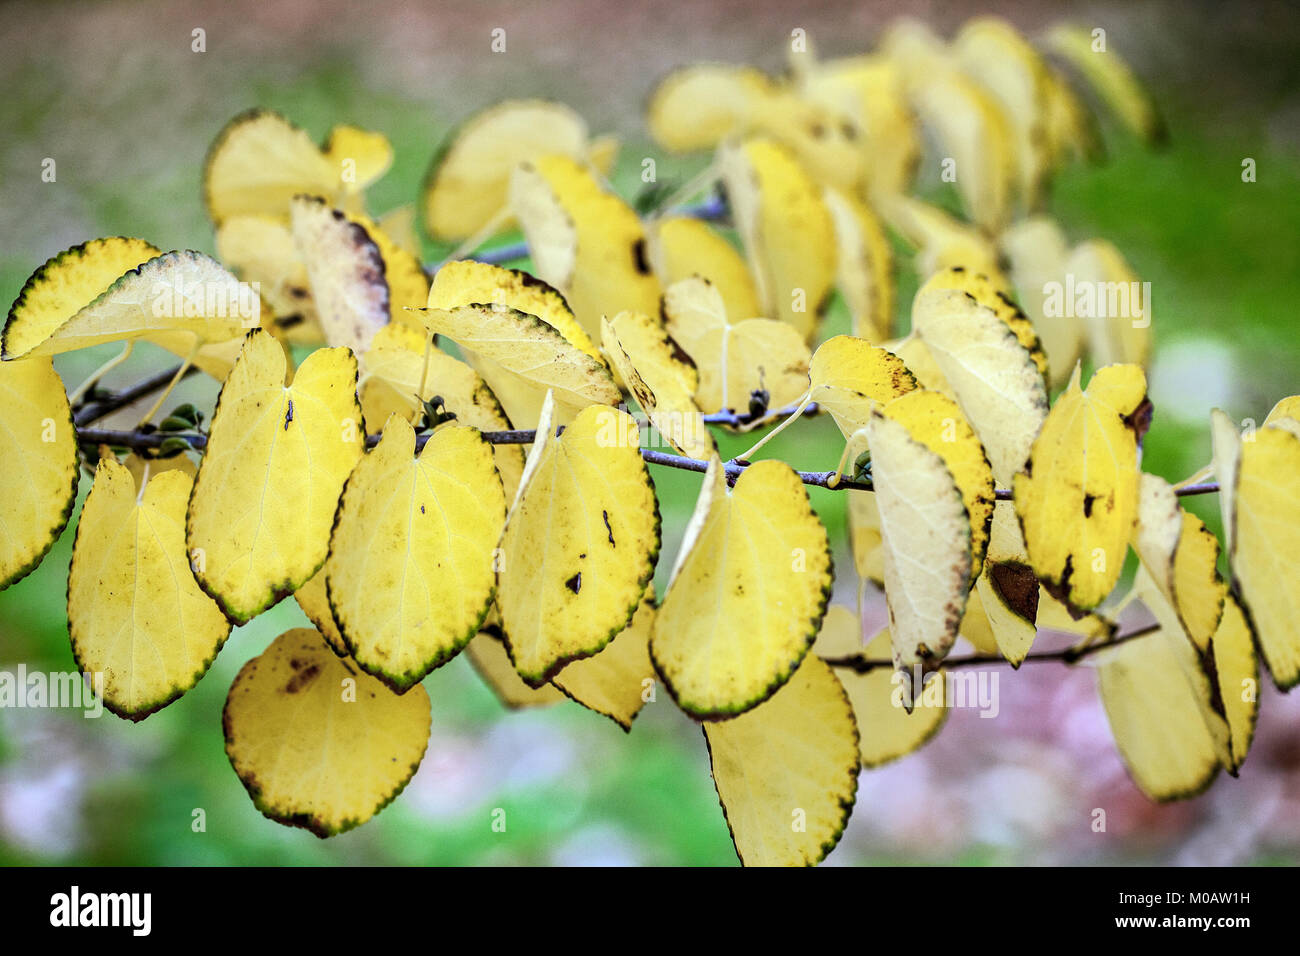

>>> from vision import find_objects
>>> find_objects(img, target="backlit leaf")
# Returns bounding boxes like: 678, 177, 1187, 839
1013, 364, 1147, 612
912, 284, 1048, 485
866, 409, 972, 687
601, 310, 712, 459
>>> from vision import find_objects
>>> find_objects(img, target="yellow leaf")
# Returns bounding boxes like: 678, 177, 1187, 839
3, 237, 161, 359
866, 409, 972, 684
1214, 595, 1260, 769
1044, 24, 1168, 147
497, 402, 660, 686
918, 266, 1048, 378
1133, 473, 1225, 652
907, 70, 1016, 232
661, 277, 811, 415
203, 109, 340, 225
646, 64, 774, 152
809, 336, 916, 439
1000, 217, 1079, 388
651, 456, 832, 718
293, 570, 348, 657
327, 418, 505, 692
1264, 395, 1300, 428
466, 620, 567, 709
6, 250, 254, 360
68, 462, 230, 718
187, 330, 364, 624
427, 259, 599, 360
718, 139, 836, 341
815, 606, 948, 767
323, 124, 394, 192
359, 322, 525, 500
970, 501, 1040, 665
1095, 628, 1220, 802
509, 155, 661, 341
418, 302, 619, 428
1131, 568, 1233, 772
645, 216, 761, 322
1064, 239, 1151, 368
552, 589, 657, 730
0, 356, 78, 589
1013, 364, 1147, 612
704, 654, 858, 866
1225, 419, 1300, 688
912, 284, 1049, 486
421, 100, 592, 241
601, 310, 710, 459
953, 17, 1052, 209
796, 55, 920, 198
1042, 65, 1104, 166
223, 627, 430, 836
881, 388, 995, 582
290, 196, 390, 357
822, 188, 895, 343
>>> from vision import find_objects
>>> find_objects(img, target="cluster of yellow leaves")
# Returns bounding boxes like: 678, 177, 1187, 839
3, 13, 1292, 868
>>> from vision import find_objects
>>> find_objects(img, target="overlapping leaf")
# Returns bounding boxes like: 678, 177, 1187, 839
69, 461, 230, 718
223, 627, 431, 836
186, 330, 364, 623
651, 456, 832, 718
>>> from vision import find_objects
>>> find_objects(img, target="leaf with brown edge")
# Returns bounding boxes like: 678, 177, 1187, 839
704, 654, 858, 866
497, 399, 660, 687
68, 461, 230, 719
326, 418, 505, 692
866, 409, 972, 694
186, 329, 364, 624
552, 589, 657, 730
651, 456, 832, 719
1013, 363, 1147, 613
290, 195, 390, 358
0, 356, 78, 590
223, 627, 430, 837
601, 310, 712, 460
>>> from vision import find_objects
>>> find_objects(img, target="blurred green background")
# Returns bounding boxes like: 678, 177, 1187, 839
1, 0, 1298, 865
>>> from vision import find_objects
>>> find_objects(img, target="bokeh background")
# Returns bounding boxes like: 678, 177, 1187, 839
1, 0, 1298, 865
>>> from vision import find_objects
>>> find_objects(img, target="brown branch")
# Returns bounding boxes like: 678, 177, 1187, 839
72, 364, 199, 426
820, 622, 1161, 674
75, 418, 1222, 502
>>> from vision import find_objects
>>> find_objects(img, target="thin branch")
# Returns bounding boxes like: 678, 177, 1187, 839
73, 363, 199, 426
820, 622, 1161, 674
75, 418, 1223, 502
76, 426, 207, 452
